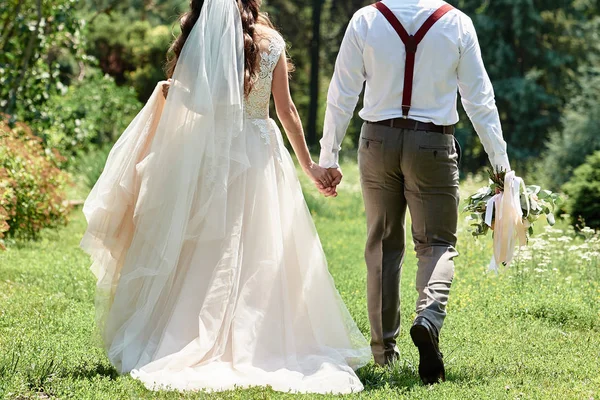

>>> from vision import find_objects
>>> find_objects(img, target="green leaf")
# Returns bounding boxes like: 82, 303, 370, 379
470, 187, 493, 201
543, 206, 550, 214
554, 195, 565, 206
538, 190, 552, 200
520, 194, 530, 217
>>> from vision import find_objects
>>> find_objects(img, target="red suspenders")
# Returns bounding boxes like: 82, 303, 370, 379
372, 2, 454, 118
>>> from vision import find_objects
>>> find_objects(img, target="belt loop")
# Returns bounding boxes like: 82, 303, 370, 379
413, 120, 418, 132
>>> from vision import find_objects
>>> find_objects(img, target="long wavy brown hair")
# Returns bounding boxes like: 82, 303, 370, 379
165, 0, 292, 97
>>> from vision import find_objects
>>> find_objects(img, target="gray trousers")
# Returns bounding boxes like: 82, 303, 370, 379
358, 122, 460, 365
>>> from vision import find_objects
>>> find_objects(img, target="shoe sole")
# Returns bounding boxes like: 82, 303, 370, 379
410, 324, 446, 384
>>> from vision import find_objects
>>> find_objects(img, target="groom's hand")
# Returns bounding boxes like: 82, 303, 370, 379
328, 168, 343, 187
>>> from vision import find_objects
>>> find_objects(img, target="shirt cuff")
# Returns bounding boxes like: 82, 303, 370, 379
491, 153, 511, 172
319, 148, 340, 169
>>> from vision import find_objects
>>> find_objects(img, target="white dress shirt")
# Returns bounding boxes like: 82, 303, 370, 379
319, 0, 510, 172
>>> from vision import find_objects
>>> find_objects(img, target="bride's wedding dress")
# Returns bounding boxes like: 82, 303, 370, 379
80, 0, 370, 394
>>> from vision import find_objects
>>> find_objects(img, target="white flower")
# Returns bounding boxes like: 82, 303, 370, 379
543, 226, 564, 235
537, 262, 549, 268
516, 249, 533, 261
581, 227, 595, 235
531, 241, 546, 251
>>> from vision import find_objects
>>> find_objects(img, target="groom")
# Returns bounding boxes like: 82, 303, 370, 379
317, 0, 510, 384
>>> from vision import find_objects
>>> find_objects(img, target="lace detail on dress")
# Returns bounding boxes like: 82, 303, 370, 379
250, 119, 283, 164
244, 34, 285, 120
259, 39, 283, 80
251, 119, 271, 145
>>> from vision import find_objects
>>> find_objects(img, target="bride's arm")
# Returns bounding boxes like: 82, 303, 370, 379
272, 52, 333, 190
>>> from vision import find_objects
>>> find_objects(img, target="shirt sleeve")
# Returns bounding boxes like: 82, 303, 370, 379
457, 17, 511, 172
319, 14, 367, 169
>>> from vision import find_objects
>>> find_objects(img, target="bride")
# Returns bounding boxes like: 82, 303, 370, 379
80, 0, 370, 394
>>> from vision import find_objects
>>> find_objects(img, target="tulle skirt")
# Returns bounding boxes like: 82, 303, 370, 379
81, 114, 371, 394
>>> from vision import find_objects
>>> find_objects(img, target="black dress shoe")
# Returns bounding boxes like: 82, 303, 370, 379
410, 316, 445, 384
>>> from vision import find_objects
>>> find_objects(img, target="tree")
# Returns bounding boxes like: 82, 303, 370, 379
82, 0, 185, 26
449, 0, 599, 171
264, 0, 369, 147
537, 65, 600, 191
307, 0, 324, 146
0, 0, 85, 122
85, 13, 172, 100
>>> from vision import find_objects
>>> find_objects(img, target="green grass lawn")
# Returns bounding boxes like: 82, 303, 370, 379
1, 161, 599, 399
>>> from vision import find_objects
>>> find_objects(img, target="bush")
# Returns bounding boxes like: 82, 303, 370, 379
73, 144, 113, 190
126, 24, 173, 101
31, 70, 141, 161
536, 108, 600, 190
0, 118, 72, 247
86, 14, 173, 101
536, 70, 600, 190
563, 151, 600, 230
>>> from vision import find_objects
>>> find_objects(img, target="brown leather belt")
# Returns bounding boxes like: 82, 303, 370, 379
368, 118, 455, 135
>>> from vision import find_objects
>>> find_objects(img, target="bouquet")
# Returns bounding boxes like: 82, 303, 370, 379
464, 168, 563, 270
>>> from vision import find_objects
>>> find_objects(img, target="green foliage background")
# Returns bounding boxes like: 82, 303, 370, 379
1, 0, 600, 228
564, 151, 600, 230
1, 1, 600, 397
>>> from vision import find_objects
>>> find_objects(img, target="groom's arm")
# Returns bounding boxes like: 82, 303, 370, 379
457, 16, 511, 172
319, 14, 367, 169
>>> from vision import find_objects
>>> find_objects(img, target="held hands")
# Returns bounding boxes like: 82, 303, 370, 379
303, 163, 342, 198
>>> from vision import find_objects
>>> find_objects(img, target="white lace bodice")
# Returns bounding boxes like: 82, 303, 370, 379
244, 33, 286, 120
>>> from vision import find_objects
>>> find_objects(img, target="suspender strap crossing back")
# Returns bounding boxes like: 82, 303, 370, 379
372, 2, 454, 118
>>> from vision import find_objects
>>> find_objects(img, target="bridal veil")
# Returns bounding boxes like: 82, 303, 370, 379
80, 0, 249, 370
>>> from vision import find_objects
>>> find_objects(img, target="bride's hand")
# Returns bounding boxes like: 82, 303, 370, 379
162, 79, 172, 98
303, 162, 333, 188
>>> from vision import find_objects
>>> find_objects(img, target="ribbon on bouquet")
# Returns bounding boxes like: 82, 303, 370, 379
484, 171, 529, 271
